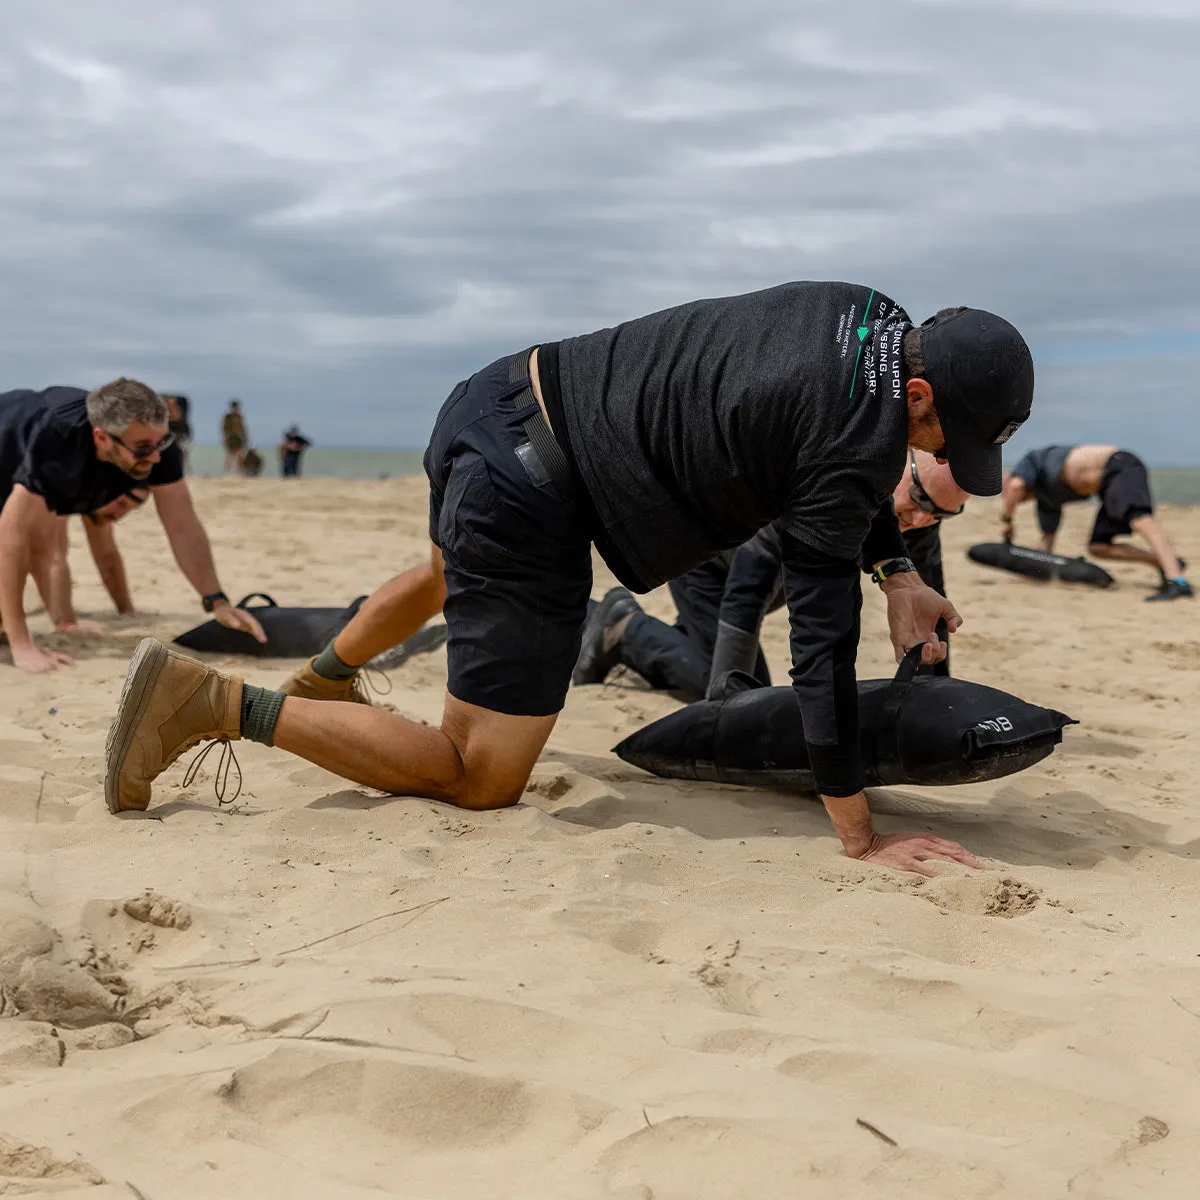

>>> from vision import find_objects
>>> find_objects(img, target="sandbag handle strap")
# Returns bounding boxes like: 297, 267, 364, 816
236, 592, 278, 609
873, 644, 927, 776
892, 643, 927, 686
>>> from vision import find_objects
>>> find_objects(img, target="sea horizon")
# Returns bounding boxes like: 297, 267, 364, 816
185, 445, 1200, 505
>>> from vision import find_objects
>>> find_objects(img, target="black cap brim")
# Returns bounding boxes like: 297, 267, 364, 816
938, 402, 1003, 496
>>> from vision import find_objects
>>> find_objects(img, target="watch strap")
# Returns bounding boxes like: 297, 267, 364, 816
202, 591, 229, 613
870, 557, 917, 585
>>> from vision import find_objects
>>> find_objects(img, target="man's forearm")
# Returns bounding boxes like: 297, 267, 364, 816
46, 553, 76, 626
85, 521, 134, 613
1000, 479, 1025, 522
822, 791, 875, 857
166, 521, 222, 599
98, 557, 134, 613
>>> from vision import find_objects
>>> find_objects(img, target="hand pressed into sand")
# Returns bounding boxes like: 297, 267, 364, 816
823, 790, 981, 877
10, 643, 73, 674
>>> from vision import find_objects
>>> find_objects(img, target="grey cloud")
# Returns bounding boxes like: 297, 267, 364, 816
0, 0, 1197, 458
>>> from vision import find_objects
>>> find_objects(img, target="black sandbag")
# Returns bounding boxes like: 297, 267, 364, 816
968, 542, 1114, 588
173, 593, 367, 658
613, 646, 1076, 793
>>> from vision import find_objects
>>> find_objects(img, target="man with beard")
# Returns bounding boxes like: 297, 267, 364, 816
572, 448, 970, 699
0, 378, 265, 672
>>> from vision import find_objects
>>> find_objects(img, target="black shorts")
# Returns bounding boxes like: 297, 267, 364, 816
424, 353, 593, 716
1091, 451, 1154, 543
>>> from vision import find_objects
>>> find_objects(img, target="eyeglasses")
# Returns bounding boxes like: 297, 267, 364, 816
108, 430, 175, 461
909, 450, 964, 519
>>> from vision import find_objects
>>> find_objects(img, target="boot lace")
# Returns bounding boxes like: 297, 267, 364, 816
360, 666, 393, 701
182, 738, 243, 807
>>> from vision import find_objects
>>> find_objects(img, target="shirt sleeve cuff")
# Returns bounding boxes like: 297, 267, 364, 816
806, 741, 866, 798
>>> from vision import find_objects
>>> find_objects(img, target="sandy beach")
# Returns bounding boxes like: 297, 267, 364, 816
0, 475, 1197, 1199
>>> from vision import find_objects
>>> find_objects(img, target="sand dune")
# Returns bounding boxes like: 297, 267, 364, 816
0, 476, 1197, 1198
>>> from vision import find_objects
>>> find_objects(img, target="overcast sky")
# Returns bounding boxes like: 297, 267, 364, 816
2, 0, 1198, 461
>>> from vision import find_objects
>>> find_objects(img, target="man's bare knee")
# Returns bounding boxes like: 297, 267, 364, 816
438, 697, 555, 813
451, 779, 526, 812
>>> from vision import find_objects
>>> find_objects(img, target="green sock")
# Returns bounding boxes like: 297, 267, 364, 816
312, 643, 359, 681
240, 685, 286, 746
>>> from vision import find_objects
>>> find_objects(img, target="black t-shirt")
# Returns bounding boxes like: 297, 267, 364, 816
0, 387, 184, 514
1009, 445, 1080, 535
555, 281, 910, 588
550, 282, 912, 796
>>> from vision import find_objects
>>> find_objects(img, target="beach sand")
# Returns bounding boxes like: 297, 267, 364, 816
0, 476, 1197, 1198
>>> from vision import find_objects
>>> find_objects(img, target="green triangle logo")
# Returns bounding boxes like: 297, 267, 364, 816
856, 326, 869, 342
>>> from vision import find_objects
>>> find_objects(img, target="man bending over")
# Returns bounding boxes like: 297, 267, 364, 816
0, 379, 265, 672
106, 286, 1033, 876
1001, 444, 1191, 601
573, 448, 970, 698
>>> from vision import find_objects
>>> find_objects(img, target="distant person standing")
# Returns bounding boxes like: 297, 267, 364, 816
221, 400, 247, 474
279, 426, 312, 478
164, 395, 192, 473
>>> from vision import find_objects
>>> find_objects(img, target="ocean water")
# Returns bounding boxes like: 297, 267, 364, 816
187, 444, 425, 479
186, 444, 1200, 504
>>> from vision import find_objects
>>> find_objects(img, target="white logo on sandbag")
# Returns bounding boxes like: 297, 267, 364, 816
976, 716, 1014, 733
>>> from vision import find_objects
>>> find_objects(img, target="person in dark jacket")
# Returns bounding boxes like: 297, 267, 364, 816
279, 426, 312, 477
573, 450, 969, 698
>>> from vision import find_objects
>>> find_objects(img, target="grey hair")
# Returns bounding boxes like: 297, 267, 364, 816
86, 378, 167, 432
902, 306, 970, 378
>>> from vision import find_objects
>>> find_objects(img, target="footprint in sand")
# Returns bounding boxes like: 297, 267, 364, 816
0, 1134, 103, 1188
120, 1046, 615, 1193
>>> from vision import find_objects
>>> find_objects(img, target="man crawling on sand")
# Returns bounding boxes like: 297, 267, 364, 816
105, 285, 1034, 876
0, 378, 265, 672
571, 448, 970, 699
1000, 444, 1191, 601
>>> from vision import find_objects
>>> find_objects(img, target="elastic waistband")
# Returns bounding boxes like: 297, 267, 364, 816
506, 351, 576, 499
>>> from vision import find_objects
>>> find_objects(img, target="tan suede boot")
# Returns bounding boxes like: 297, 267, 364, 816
105, 638, 243, 814
278, 657, 371, 705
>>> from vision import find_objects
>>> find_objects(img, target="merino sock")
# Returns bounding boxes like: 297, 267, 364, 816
312, 643, 360, 681
240, 685, 286, 746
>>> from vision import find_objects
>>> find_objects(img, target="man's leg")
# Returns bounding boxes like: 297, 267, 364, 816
273, 692, 555, 809
334, 546, 446, 665
1087, 538, 1162, 570
279, 545, 446, 702
613, 605, 711, 699
1089, 454, 1186, 583
104, 638, 558, 812
1090, 514, 1182, 579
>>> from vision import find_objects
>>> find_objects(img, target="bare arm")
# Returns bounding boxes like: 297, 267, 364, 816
152, 480, 222, 595
999, 475, 1029, 541
83, 517, 134, 614
0, 486, 73, 672
152, 480, 266, 642
46, 517, 78, 627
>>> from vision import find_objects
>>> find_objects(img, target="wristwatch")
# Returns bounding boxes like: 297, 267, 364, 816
202, 591, 229, 613
870, 557, 917, 585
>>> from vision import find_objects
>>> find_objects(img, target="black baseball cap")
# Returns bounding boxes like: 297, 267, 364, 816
919, 308, 1034, 496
